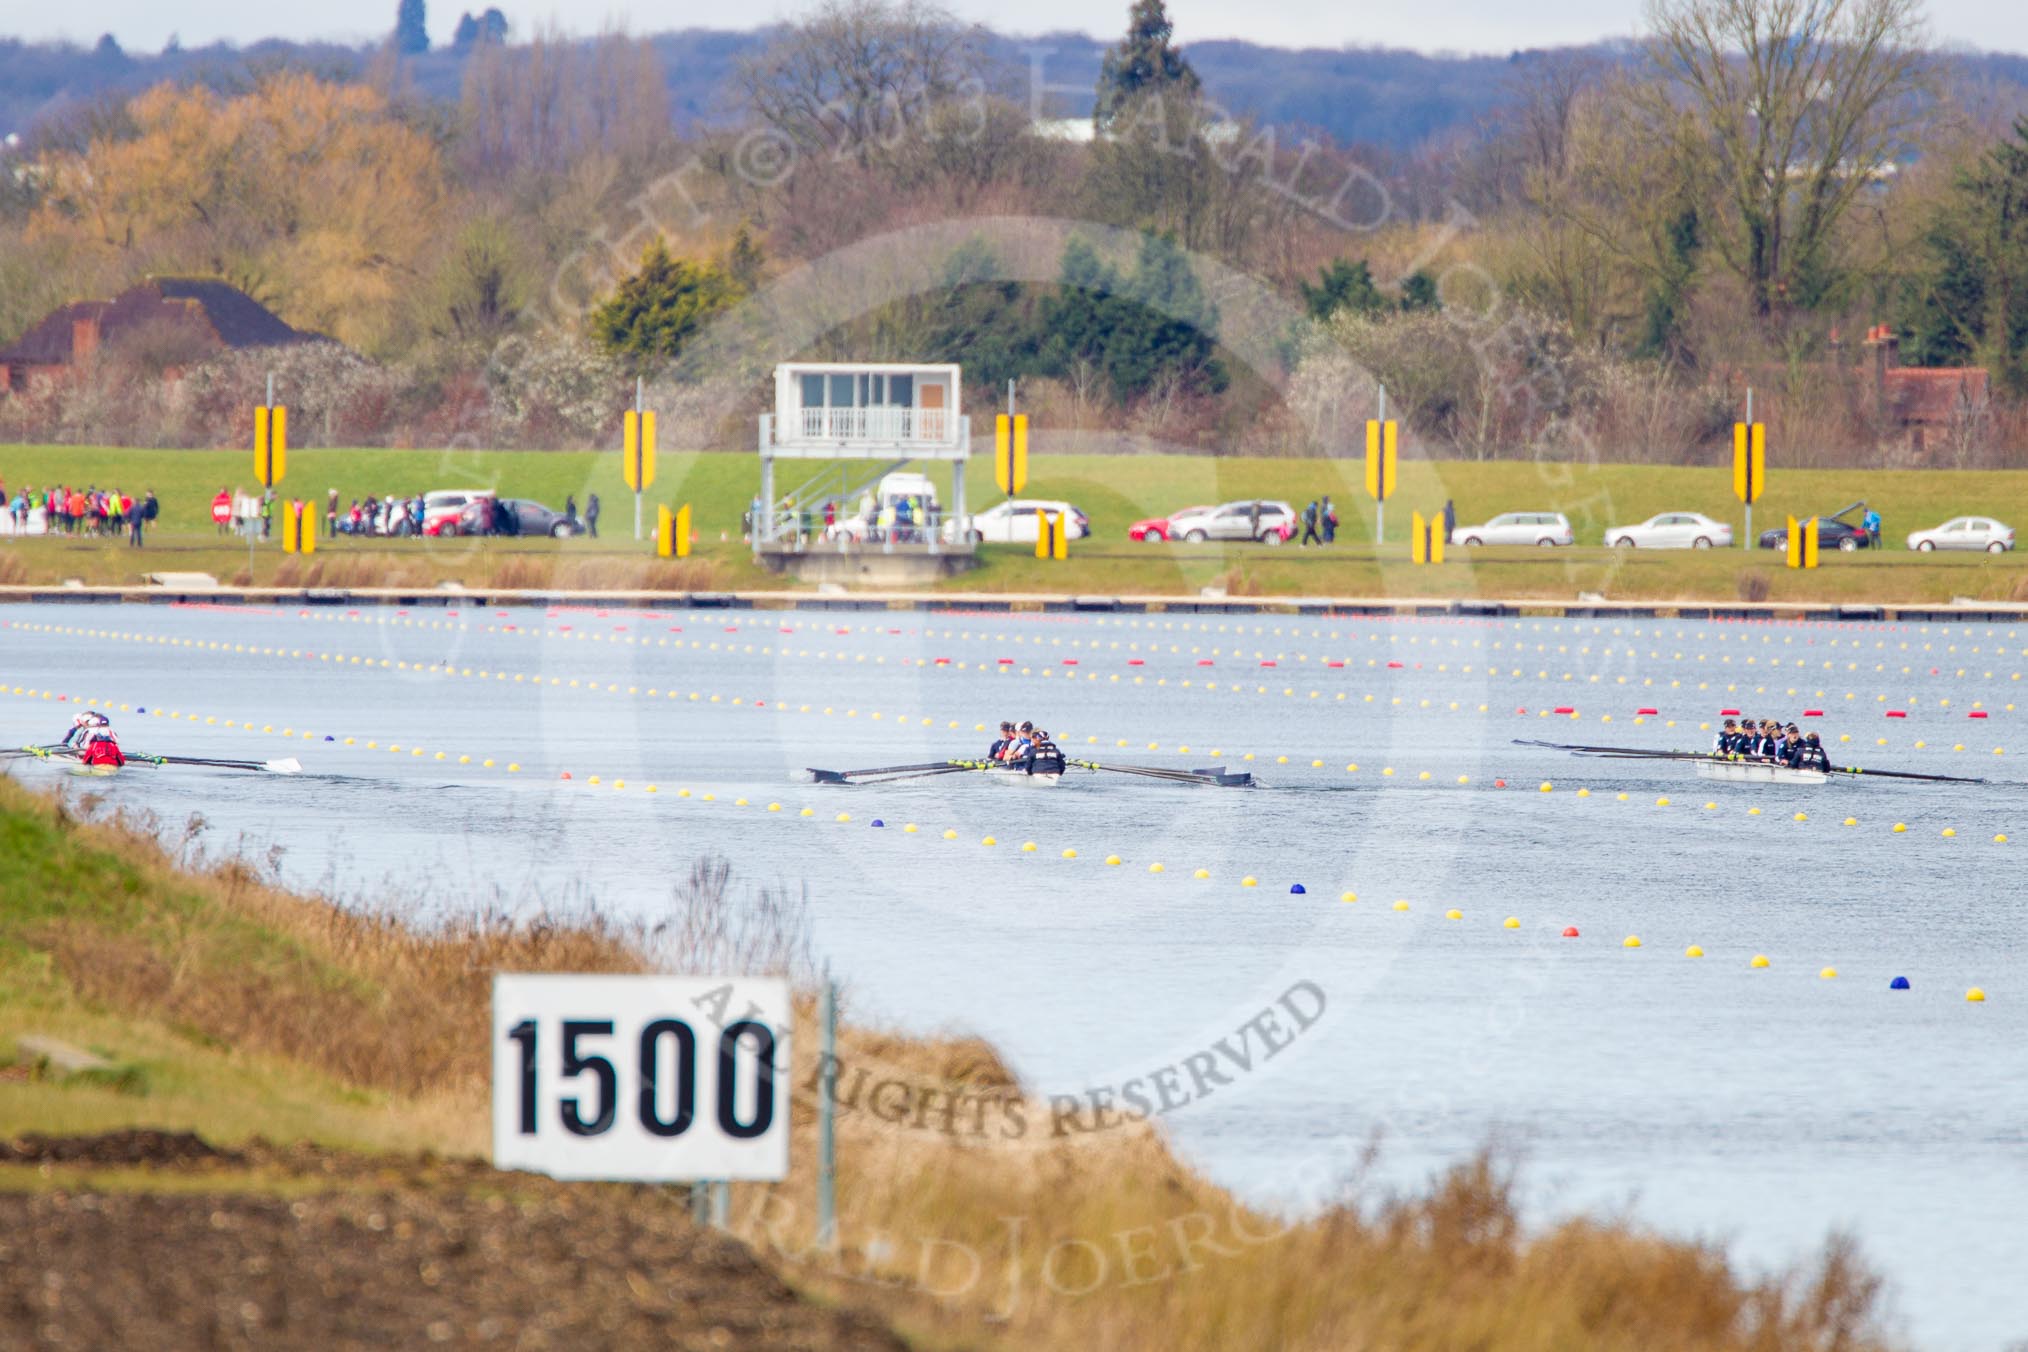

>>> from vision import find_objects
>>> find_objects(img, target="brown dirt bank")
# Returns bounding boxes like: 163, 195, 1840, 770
0, 1130, 906, 1352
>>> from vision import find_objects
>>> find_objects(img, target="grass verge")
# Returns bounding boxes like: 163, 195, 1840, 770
3, 444, 2028, 602
0, 772, 1893, 1350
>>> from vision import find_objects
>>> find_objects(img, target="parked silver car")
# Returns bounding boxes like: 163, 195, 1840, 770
1452, 511, 1575, 547
1906, 517, 2014, 553
1172, 500, 1296, 544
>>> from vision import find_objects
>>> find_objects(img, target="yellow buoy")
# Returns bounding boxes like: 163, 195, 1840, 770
1105, 854, 1122, 866
1020, 841, 1036, 852
1539, 781, 1554, 792
1340, 890, 1357, 902
1576, 788, 1591, 798
1750, 954, 1770, 969
1892, 822, 1907, 833
1195, 868, 1211, 879
1623, 935, 1642, 949
1503, 916, 1520, 929
943, 828, 958, 839
982, 835, 997, 846
1444, 908, 1462, 920
1149, 862, 1165, 873
1967, 987, 1987, 1003
1820, 966, 1838, 979
1062, 848, 1077, 858
1685, 945, 1704, 958
1943, 827, 1958, 838
1241, 876, 1259, 888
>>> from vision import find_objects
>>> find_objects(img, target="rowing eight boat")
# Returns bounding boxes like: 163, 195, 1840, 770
1692, 759, 1828, 785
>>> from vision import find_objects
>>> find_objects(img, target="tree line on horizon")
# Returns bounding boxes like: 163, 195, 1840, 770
0, 0, 2025, 466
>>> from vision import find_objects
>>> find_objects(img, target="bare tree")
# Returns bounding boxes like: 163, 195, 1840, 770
734, 0, 987, 166
1642, 0, 1930, 324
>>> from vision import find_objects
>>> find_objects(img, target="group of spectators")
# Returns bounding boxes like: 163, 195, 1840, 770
4, 478, 160, 547
325, 490, 426, 538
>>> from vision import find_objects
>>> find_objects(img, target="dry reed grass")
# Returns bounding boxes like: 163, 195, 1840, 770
0, 777, 1893, 1352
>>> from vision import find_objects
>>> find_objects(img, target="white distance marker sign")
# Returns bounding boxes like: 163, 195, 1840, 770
492, 974, 790, 1182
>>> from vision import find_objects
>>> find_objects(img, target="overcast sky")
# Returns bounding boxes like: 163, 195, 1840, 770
5, 0, 2025, 56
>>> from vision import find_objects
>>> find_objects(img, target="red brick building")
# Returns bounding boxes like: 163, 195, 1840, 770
1861, 324, 1991, 455
0, 277, 321, 392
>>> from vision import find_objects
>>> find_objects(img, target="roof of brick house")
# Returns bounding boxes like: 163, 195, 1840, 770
0, 278, 323, 367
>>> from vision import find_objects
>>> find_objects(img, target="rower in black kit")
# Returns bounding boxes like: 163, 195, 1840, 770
1022, 728, 1065, 777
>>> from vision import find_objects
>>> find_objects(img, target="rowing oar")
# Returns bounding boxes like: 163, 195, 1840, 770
1513, 739, 1710, 758
1070, 759, 1254, 788
121, 753, 304, 775
805, 760, 969, 784
1826, 764, 1989, 785
838, 765, 984, 786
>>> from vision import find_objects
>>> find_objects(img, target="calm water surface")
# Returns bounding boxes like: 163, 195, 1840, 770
4, 601, 2024, 1348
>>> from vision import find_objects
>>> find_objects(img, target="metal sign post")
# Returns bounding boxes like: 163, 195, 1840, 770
1364, 385, 1396, 547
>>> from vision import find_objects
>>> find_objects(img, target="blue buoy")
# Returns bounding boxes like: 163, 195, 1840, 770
1289, 883, 1306, 895
136, 707, 146, 713
1889, 976, 1910, 990
871, 819, 884, 828
324, 735, 335, 741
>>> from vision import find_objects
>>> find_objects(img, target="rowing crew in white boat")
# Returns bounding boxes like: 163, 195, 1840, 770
1713, 718, 1831, 772
985, 720, 1065, 776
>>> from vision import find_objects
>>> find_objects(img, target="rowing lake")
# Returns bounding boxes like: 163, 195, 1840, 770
4, 601, 2024, 1348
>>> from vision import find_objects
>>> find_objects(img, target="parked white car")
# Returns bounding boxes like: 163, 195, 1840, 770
1170, 500, 1297, 543
1452, 511, 1575, 547
945, 499, 1089, 544
1906, 517, 2015, 553
1604, 512, 1732, 549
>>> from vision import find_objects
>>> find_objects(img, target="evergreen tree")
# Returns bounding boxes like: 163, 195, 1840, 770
723, 222, 766, 293
1399, 270, 1442, 313
1907, 118, 2028, 393
1300, 259, 1387, 321
1041, 232, 1223, 402
451, 7, 507, 53
589, 236, 745, 372
1093, 0, 1199, 134
394, 0, 429, 55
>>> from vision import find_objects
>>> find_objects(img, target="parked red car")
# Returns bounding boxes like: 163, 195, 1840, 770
1128, 507, 1210, 543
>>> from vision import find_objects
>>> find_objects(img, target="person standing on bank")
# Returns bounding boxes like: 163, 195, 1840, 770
1442, 499, 1456, 544
585, 493, 600, 538
130, 489, 157, 547
1300, 500, 1322, 546
1321, 495, 1336, 544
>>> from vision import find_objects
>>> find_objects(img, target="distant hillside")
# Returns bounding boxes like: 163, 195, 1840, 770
5, 29, 2025, 155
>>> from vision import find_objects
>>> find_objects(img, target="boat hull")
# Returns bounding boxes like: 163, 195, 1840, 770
1693, 759, 1827, 785
983, 763, 1063, 787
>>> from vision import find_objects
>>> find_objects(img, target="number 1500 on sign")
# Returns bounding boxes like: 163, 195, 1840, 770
491, 975, 791, 1182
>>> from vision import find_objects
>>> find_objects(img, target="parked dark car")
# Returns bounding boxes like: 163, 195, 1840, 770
456, 495, 577, 538
1758, 500, 1871, 552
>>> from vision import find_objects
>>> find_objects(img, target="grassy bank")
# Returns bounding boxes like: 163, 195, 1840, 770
4, 444, 2028, 602
0, 772, 1892, 1350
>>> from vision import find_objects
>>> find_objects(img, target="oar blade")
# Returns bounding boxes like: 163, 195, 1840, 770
264, 758, 304, 775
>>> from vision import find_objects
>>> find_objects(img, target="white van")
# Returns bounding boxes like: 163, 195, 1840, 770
828, 471, 943, 542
